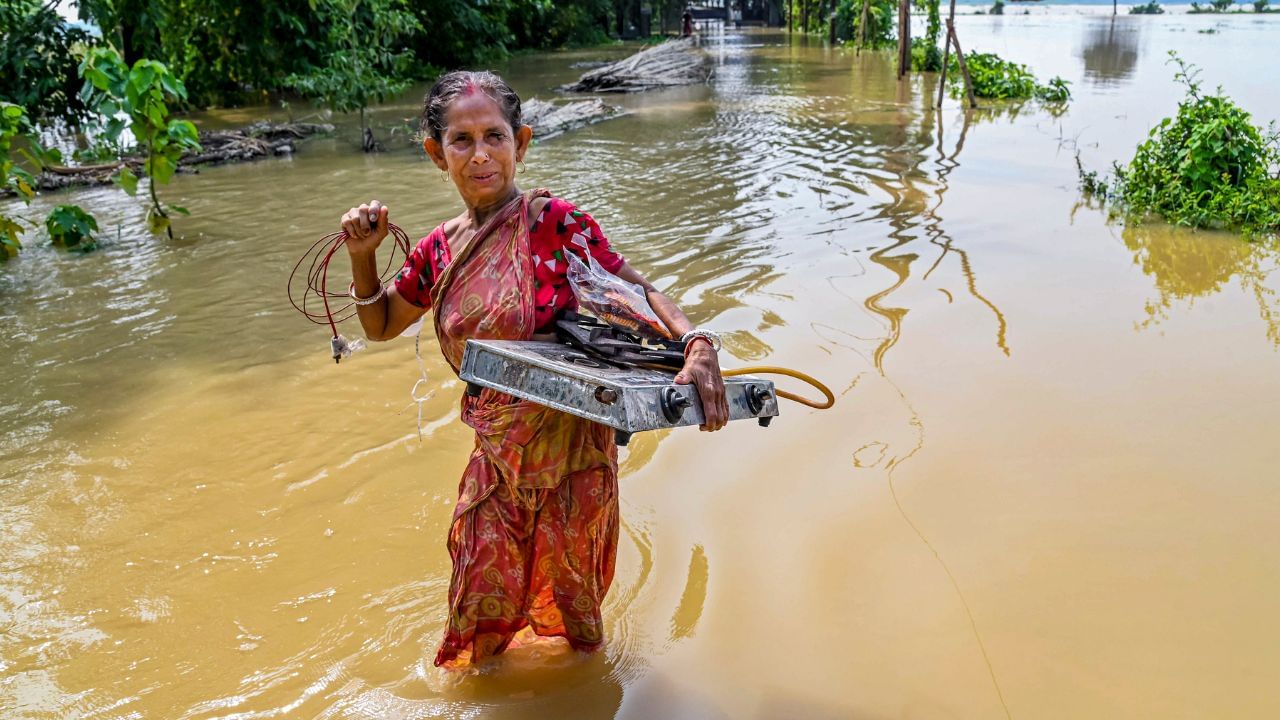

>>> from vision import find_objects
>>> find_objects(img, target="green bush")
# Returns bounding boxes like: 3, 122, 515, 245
947, 51, 1071, 102
911, 37, 944, 71
1129, 0, 1166, 13
991, 0, 1005, 14
1084, 54, 1280, 237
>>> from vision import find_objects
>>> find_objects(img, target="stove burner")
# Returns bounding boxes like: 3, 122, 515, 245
554, 312, 686, 370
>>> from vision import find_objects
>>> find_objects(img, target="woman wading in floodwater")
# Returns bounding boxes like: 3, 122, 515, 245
339, 71, 727, 668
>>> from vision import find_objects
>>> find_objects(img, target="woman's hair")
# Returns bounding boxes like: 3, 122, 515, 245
421, 70, 523, 142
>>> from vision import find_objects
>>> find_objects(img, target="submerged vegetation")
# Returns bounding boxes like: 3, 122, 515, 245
946, 52, 1071, 102
1080, 54, 1280, 238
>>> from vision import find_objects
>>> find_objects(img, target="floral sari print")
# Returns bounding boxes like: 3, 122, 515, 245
427, 189, 620, 668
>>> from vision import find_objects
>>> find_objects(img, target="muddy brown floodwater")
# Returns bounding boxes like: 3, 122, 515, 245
3, 14, 1280, 720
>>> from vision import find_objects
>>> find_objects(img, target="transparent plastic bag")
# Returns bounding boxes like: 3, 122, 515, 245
566, 251, 672, 341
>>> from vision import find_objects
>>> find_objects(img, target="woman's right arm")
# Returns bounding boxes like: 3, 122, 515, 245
341, 201, 428, 341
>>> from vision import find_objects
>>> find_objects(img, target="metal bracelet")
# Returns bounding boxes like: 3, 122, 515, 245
680, 329, 721, 352
349, 282, 386, 306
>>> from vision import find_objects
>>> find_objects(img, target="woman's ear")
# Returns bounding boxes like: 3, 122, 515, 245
423, 136, 448, 171
515, 124, 534, 162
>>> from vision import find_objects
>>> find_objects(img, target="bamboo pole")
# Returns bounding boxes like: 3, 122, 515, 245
947, 18, 977, 108
936, 0, 955, 109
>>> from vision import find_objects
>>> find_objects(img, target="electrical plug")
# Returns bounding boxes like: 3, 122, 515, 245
330, 334, 367, 363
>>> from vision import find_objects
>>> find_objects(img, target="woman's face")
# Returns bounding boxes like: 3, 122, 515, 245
424, 91, 532, 212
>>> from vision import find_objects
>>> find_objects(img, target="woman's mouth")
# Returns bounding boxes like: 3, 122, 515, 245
471, 172, 498, 184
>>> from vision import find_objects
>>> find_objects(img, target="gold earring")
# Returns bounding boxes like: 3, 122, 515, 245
517, 161, 527, 174
440, 171, 449, 183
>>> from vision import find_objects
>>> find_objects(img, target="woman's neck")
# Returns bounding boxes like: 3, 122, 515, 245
467, 186, 521, 227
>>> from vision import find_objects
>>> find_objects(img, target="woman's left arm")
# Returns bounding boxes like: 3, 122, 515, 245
614, 263, 728, 432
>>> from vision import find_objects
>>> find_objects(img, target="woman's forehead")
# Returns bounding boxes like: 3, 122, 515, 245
443, 93, 509, 130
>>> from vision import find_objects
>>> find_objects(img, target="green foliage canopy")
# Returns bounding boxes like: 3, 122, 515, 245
0, 0, 96, 124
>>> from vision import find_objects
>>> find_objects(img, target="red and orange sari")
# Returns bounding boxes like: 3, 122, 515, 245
429, 189, 619, 668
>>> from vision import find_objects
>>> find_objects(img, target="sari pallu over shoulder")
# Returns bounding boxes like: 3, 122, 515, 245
429, 189, 613, 501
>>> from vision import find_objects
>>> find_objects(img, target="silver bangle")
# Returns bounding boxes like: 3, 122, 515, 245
349, 282, 386, 305
680, 329, 721, 352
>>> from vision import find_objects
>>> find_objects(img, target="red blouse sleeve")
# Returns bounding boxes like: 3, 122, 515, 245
530, 198, 625, 274
393, 227, 447, 309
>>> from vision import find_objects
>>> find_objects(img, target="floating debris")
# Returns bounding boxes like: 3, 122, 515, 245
523, 98, 623, 138
560, 39, 711, 93
28, 121, 334, 192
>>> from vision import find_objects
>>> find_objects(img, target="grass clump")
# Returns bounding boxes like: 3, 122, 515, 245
946, 52, 1071, 102
1081, 54, 1280, 237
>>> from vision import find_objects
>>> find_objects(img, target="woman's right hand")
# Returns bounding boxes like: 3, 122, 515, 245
341, 201, 388, 256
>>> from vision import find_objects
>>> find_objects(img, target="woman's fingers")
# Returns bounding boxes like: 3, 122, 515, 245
341, 202, 389, 242
358, 204, 372, 236
695, 369, 728, 432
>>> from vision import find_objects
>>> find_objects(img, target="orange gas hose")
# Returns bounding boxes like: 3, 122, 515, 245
722, 366, 834, 409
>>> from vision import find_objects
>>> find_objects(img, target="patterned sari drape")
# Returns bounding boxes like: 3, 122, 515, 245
428, 189, 620, 667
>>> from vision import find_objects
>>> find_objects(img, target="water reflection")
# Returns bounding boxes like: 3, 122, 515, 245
1081, 18, 1141, 87
1122, 225, 1280, 345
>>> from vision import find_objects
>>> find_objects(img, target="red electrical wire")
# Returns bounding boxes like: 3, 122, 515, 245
287, 223, 413, 342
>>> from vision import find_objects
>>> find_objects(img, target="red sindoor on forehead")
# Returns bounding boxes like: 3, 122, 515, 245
462, 81, 479, 96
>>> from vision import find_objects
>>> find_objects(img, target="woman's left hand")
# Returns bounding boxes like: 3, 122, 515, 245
674, 340, 728, 431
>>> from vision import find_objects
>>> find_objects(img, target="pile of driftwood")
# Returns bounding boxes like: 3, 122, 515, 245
29, 121, 333, 192
523, 98, 622, 138
560, 38, 711, 93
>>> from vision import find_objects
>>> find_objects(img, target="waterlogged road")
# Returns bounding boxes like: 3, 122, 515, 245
2, 15, 1280, 719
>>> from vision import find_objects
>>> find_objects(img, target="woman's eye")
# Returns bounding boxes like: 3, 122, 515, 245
488, 132, 504, 141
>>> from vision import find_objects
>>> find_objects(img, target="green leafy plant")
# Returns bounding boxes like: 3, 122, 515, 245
1129, 0, 1166, 13
0, 102, 37, 259
45, 204, 100, 251
1, 101, 104, 260
946, 51, 1071, 102
1080, 53, 1280, 238
1037, 77, 1072, 103
991, 0, 1005, 14
79, 46, 201, 237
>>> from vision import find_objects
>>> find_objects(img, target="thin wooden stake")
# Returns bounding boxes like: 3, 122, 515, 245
947, 19, 977, 108
936, 0, 956, 109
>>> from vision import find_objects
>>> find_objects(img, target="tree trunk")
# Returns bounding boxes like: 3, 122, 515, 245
857, 0, 870, 52
897, 0, 911, 78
